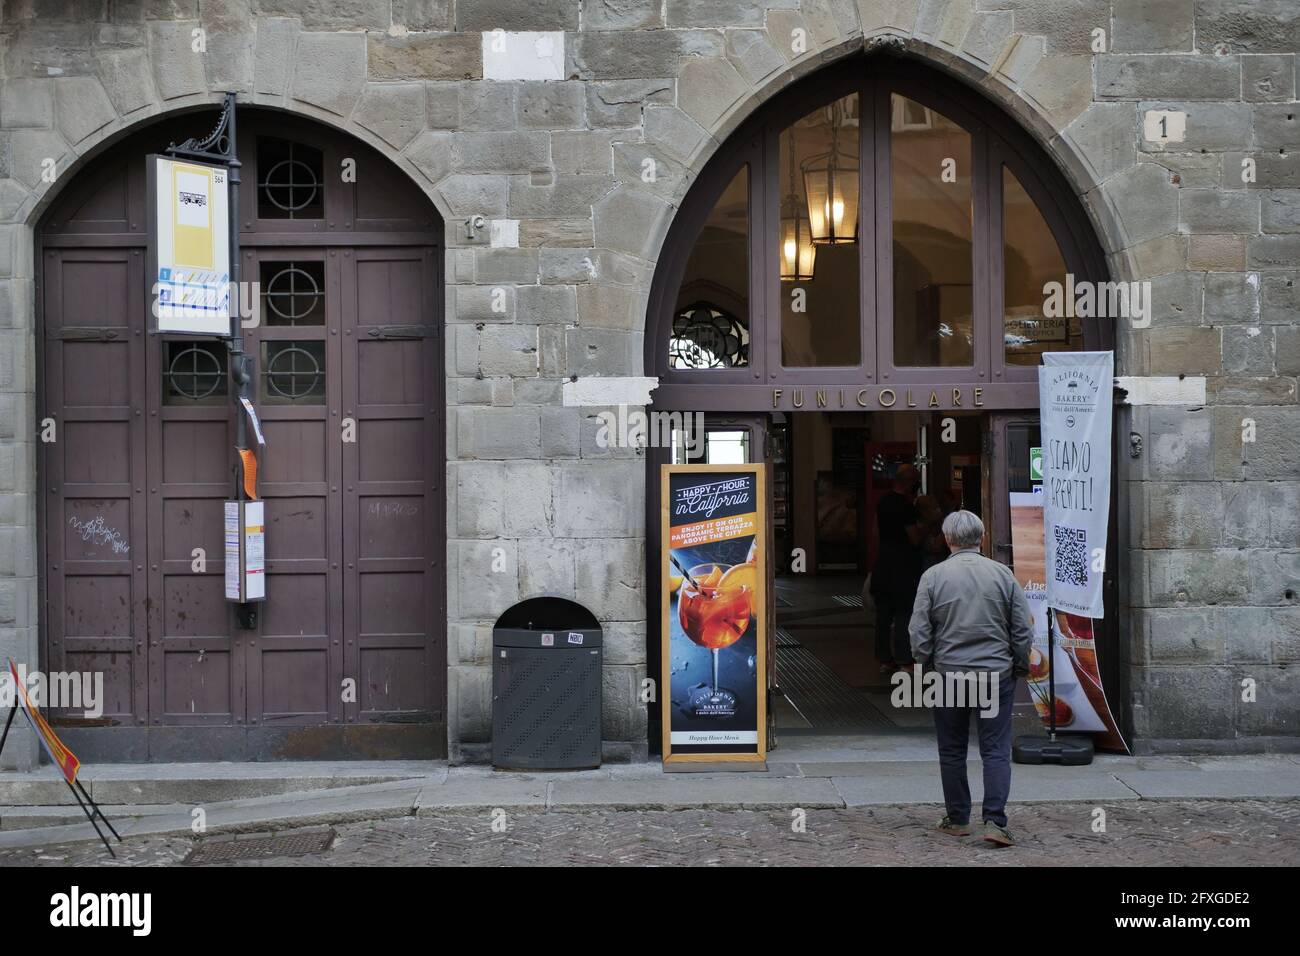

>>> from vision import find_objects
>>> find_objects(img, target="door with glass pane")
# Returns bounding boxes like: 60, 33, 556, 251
340, 246, 442, 725
985, 412, 1046, 728
985, 412, 1041, 567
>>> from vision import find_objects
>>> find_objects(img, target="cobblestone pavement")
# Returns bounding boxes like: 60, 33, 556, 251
2, 800, 1297, 866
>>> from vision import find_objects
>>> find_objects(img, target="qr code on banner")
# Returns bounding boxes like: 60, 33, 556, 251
1054, 526, 1089, 587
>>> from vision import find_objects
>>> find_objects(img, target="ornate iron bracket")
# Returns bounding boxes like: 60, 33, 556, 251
166, 92, 237, 164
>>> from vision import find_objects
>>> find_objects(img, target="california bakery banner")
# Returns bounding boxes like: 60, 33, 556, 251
1038, 351, 1114, 618
661, 464, 767, 765
1010, 492, 1127, 753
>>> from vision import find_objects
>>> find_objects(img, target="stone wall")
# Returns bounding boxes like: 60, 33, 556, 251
0, 0, 1296, 766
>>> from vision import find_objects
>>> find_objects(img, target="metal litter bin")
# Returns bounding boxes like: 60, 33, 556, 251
492, 597, 602, 771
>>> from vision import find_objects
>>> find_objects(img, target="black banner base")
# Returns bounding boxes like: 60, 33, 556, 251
1013, 732, 1096, 765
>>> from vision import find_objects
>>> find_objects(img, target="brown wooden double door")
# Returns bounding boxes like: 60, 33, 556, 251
41, 244, 445, 759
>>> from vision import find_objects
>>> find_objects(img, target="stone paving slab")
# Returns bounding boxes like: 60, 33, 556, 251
1112, 769, 1300, 799
830, 771, 1140, 808
0, 760, 443, 806
766, 736, 941, 763
1166, 755, 1300, 771
796, 757, 1128, 778
415, 775, 549, 812
1, 803, 182, 830
546, 775, 844, 809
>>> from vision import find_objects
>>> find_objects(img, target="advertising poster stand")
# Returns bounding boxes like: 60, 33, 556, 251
661, 464, 768, 770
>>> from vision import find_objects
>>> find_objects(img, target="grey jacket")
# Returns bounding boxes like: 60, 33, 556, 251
908, 547, 1034, 675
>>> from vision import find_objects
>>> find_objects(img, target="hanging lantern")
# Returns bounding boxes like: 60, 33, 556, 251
779, 196, 816, 281
779, 127, 816, 282
802, 100, 859, 245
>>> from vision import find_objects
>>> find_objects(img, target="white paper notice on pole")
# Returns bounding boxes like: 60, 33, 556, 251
243, 501, 265, 601
223, 501, 241, 600
240, 398, 266, 446
1038, 352, 1114, 618
148, 155, 231, 335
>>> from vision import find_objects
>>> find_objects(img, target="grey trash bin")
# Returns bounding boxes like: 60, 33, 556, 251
492, 597, 602, 771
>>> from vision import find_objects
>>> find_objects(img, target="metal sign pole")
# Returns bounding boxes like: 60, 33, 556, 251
225, 98, 248, 481
164, 92, 245, 483
165, 94, 258, 628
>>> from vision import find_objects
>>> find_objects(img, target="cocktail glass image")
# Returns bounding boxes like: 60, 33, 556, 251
678, 562, 752, 717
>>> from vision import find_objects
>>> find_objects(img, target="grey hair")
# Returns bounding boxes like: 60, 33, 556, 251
941, 509, 984, 549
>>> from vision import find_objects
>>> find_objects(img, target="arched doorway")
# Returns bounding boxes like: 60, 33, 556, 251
38, 107, 446, 760
645, 56, 1118, 751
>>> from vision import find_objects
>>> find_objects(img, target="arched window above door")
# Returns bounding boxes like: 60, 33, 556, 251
649, 57, 1108, 407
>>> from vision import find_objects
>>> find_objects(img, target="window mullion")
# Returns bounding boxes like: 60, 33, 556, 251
860, 74, 877, 383
874, 79, 893, 386
974, 124, 994, 386
756, 131, 774, 385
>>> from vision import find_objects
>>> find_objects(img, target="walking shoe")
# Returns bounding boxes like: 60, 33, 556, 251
982, 821, 1014, 846
936, 816, 971, 836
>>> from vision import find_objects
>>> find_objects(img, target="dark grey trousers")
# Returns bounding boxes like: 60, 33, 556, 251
933, 671, 1017, 827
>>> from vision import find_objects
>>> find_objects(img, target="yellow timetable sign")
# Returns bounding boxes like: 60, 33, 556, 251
172, 162, 215, 268
148, 154, 231, 335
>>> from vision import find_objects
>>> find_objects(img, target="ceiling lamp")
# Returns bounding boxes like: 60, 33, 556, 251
802, 98, 859, 245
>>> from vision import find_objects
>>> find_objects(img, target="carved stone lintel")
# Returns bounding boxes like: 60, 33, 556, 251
865, 33, 908, 55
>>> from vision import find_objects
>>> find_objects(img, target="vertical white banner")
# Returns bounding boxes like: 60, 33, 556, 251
1038, 352, 1113, 617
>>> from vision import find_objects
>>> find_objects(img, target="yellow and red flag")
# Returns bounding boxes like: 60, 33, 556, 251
7, 659, 81, 784
238, 447, 258, 500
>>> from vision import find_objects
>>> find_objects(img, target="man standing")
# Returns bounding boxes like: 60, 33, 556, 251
869, 463, 922, 674
909, 510, 1033, 847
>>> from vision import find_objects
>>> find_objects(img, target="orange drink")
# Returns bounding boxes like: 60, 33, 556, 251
678, 563, 751, 650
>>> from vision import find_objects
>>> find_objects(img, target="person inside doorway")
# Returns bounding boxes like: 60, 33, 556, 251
868, 462, 922, 674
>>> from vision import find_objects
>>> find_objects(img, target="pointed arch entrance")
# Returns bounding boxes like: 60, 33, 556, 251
38, 107, 446, 760
644, 55, 1119, 752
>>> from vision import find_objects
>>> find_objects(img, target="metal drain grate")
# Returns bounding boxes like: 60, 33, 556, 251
184, 829, 335, 865
832, 594, 864, 608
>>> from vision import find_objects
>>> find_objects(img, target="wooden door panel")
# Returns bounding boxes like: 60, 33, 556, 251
149, 317, 237, 725
42, 248, 147, 725
356, 337, 424, 406
161, 498, 225, 561
358, 496, 425, 559
342, 248, 441, 723
264, 497, 329, 560
62, 342, 131, 407
160, 647, 234, 717
160, 420, 229, 484
356, 421, 425, 481
258, 419, 329, 484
